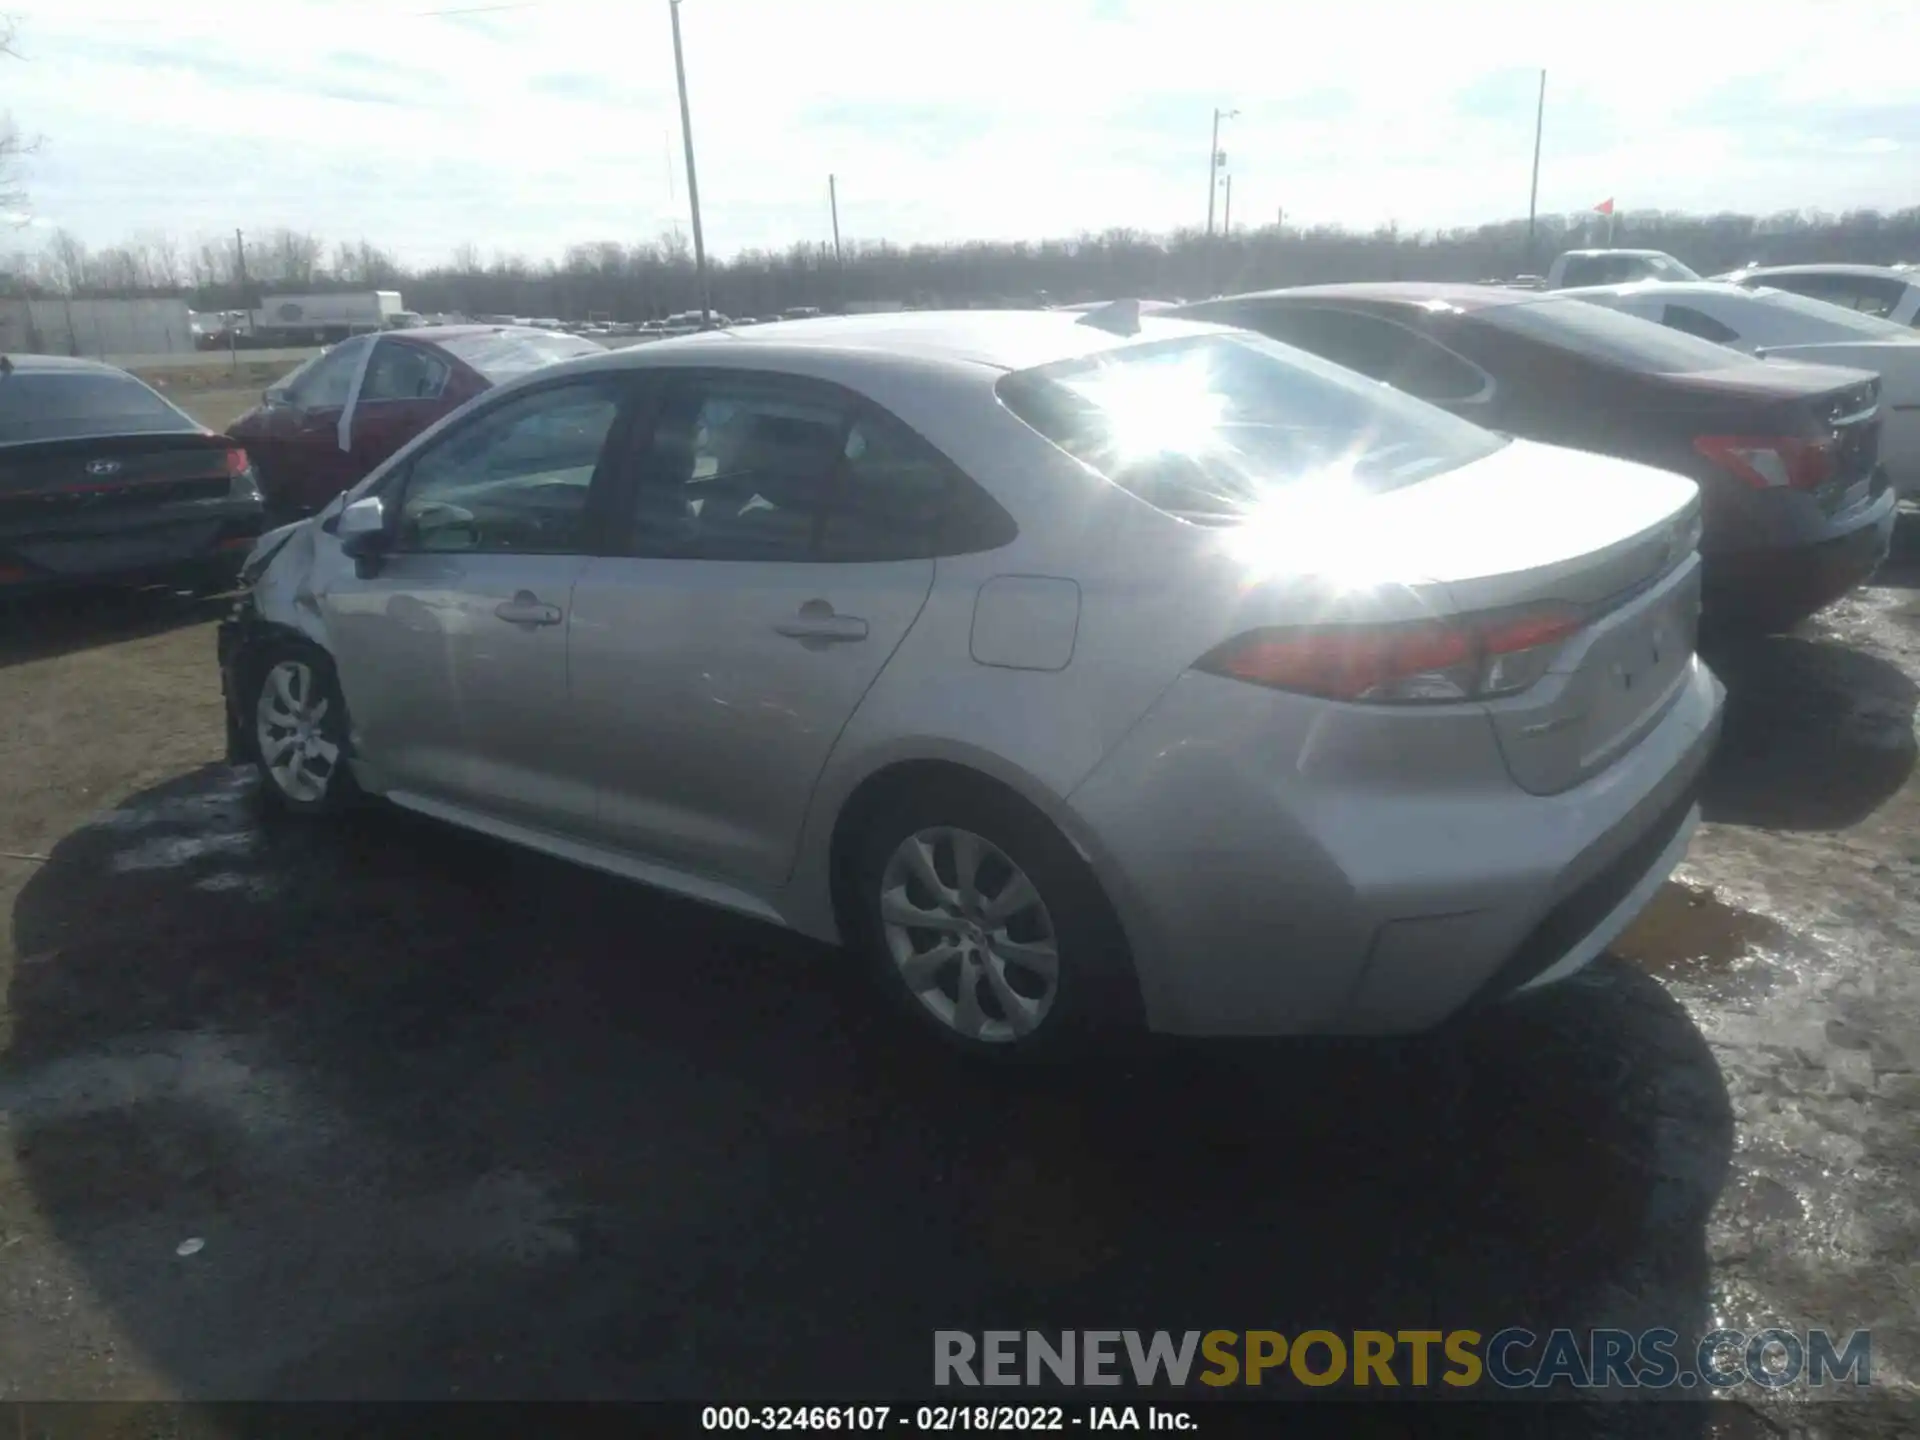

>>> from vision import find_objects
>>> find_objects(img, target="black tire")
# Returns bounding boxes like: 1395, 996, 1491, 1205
845, 779, 1141, 1062
243, 638, 360, 817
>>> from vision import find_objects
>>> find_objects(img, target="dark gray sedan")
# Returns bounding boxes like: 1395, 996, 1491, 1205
0, 354, 266, 593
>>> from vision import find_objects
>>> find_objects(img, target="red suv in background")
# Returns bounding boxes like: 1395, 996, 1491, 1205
226, 325, 605, 517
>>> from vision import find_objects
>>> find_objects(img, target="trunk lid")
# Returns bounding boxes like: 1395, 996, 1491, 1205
1363, 439, 1704, 795
1664, 364, 1883, 515
0, 433, 237, 530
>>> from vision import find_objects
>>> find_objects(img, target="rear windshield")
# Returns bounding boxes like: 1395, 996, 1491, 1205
1559, 253, 1700, 287
436, 330, 605, 381
995, 333, 1505, 524
0, 370, 197, 444
1749, 287, 1913, 340
1476, 297, 1749, 375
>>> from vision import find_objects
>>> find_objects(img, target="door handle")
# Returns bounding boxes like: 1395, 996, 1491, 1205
494, 590, 564, 627
774, 599, 868, 645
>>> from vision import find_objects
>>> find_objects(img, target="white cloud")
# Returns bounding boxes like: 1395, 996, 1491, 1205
4, 0, 1916, 265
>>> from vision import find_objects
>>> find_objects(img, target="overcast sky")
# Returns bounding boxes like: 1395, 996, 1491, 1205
6, 0, 1917, 267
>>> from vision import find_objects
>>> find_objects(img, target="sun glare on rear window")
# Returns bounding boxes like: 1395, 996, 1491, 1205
995, 334, 1504, 524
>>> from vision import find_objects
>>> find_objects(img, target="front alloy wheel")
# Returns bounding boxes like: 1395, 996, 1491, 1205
256, 657, 342, 805
879, 826, 1061, 1044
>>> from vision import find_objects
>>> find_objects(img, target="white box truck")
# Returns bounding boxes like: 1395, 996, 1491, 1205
247, 291, 410, 344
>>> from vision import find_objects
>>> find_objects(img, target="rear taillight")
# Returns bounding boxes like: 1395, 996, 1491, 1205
1693, 434, 1835, 491
1197, 604, 1585, 705
225, 447, 262, 503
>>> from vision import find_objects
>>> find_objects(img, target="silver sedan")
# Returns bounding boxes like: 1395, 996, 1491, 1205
218, 307, 1724, 1057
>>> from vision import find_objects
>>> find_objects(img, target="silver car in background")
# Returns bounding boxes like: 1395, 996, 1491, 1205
218, 308, 1724, 1058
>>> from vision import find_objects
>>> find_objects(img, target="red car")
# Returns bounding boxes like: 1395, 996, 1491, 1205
226, 325, 605, 517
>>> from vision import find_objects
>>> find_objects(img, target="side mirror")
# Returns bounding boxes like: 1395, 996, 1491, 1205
336, 495, 389, 572
264, 385, 290, 407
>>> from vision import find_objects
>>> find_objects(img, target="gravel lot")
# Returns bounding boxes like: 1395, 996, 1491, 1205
2, 416, 1917, 1427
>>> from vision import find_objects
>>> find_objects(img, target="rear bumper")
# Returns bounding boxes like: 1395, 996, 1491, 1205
1703, 483, 1897, 628
1066, 658, 1725, 1038
0, 504, 266, 593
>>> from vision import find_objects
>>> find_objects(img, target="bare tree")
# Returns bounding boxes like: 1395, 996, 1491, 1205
146, 231, 183, 289
44, 227, 86, 293
0, 20, 41, 221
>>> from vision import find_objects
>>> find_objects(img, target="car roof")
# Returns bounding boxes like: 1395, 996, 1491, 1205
590, 309, 1232, 374
1198, 282, 1543, 311
0, 352, 136, 374
1731, 263, 1915, 282
1558, 248, 1674, 260
1557, 280, 1762, 301
394, 324, 577, 345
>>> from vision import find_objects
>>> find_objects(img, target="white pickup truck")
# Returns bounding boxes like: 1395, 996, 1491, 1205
1544, 249, 1699, 289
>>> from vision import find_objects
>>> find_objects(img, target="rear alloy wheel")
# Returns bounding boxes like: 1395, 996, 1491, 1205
879, 826, 1061, 1044
850, 784, 1139, 1059
251, 646, 356, 814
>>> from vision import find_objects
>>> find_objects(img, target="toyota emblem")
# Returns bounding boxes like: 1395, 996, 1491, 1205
84, 459, 122, 477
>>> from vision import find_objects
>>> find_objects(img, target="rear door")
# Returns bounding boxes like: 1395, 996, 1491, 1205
566, 368, 971, 889
347, 337, 482, 477
318, 371, 636, 832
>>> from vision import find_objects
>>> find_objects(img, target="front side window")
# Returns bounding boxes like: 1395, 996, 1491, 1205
0, 370, 197, 443
359, 341, 451, 402
995, 333, 1505, 524
396, 377, 624, 554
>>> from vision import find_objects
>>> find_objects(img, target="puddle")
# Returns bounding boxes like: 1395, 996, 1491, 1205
109, 830, 257, 874
1612, 881, 1795, 993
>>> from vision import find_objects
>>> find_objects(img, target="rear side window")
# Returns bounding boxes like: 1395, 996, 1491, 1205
1660, 304, 1741, 344
1474, 297, 1746, 375
437, 330, 605, 381
0, 371, 197, 443
360, 342, 451, 402
995, 333, 1505, 525
627, 373, 1013, 562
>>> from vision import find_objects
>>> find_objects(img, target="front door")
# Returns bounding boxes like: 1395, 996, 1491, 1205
319, 372, 635, 834
258, 335, 374, 515
568, 371, 956, 890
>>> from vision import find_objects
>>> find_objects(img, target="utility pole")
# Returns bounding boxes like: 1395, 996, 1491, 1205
232, 228, 248, 369
1525, 69, 1545, 275
1205, 108, 1237, 237
828, 173, 844, 311
828, 174, 843, 267
668, 0, 711, 326
1223, 175, 1232, 237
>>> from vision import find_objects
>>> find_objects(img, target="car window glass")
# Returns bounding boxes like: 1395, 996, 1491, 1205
360, 342, 451, 402
0, 371, 198, 443
397, 378, 623, 555
1248, 307, 1487, 402
630, 377, 848, 560
284, 338, 370, 409
1765, 273, 1905, 317
1475, 297, 1744, 374
435, 329, 605, 381
997, 333, 1505, 523
818, 408, 954, 561
1660, 304, 1741, 344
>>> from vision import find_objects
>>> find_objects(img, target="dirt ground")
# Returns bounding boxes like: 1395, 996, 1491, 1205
2, 418, 1918, 1428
